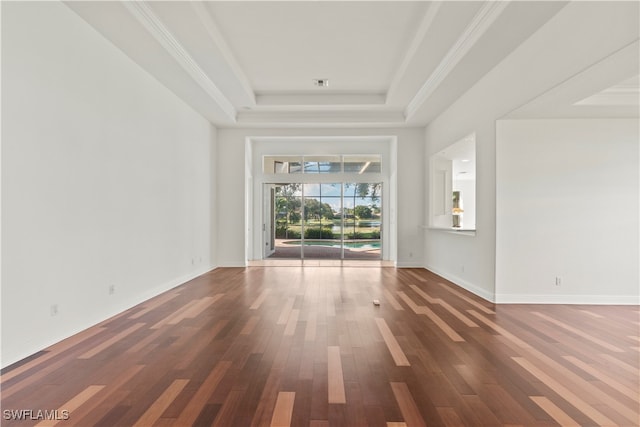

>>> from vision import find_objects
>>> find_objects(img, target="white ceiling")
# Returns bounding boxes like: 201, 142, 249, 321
206, 2, 430, 93
65, 1, 638, 128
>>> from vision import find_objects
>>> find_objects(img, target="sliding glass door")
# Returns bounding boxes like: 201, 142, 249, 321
267, 182, 381, 260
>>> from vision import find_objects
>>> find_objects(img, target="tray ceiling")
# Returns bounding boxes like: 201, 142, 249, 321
65, 1, 637, 128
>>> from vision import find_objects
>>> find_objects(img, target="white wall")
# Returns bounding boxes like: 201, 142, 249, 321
216, 128, 424, 267
1, 2, 217, 367
425, 121, 496, 301
496, 119, 639, 304
424, 1, 639, 302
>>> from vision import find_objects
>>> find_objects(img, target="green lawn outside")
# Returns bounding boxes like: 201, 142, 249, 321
276, 218, 380, 239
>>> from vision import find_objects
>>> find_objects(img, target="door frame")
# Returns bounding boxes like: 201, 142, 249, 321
263, 185, 276, 258
246, 136, 397, 264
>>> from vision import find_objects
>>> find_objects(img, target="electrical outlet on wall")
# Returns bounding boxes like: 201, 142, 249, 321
108, 284, 116, 295
555, 277, 562, 286
50, 304, 59, 316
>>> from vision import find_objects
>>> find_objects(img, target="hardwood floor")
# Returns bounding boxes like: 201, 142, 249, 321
1, 267, 639, 426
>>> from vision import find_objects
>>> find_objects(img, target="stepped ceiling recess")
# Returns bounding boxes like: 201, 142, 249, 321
67, 1, 639, 128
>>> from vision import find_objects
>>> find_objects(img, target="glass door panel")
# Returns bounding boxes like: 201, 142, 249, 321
272, 183, 302, 258
302, 183, 341, 259
343, 183, 381, 260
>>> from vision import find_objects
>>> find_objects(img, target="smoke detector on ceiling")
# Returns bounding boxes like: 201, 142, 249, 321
313, 79, 329, 87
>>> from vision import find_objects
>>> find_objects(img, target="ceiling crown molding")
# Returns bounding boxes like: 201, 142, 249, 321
255, 92, 386, 106
236, 110, 405, 126
123, 1, 237, 122
405, 1, 509, 120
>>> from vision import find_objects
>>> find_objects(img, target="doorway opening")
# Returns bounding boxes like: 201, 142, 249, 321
247, 136, 396, 264
264, 182, 382, 260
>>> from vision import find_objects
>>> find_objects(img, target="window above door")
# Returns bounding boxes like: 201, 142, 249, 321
264, 154, 381, 175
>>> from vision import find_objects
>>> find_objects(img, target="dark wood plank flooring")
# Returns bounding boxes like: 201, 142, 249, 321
1, 267, 638, 426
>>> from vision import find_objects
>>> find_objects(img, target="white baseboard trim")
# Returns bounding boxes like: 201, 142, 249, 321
424, 264, 496, 303
219, 260, 248, 268
1, 265, 217, 369
495, 293, 640, 305
395, 261, 426, 268
126, 265, 217, 310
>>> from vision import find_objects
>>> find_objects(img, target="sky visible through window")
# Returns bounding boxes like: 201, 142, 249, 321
302, 183, 377, 212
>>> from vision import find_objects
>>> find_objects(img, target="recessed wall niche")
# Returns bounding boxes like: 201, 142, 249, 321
429, 133, 476, 231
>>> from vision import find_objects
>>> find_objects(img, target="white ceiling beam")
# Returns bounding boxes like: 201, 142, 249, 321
505, 40, 640, 118
386, 2, 441, 104
190, 2, 256, 107
122, 1, 237, 122
404, 1, 509, 121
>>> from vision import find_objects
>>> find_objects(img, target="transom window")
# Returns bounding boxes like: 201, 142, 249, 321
264, 154, 381, 175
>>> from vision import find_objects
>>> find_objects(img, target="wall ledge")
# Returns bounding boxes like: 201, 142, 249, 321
426, 227, 476, 236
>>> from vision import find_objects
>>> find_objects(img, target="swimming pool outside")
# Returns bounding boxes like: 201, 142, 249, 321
281, 240, 380, 250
